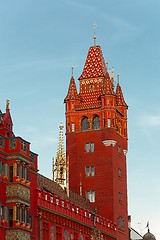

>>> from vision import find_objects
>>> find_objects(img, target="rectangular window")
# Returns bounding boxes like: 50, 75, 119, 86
85, 167, 90, 176
16, 206, 20, 221
118, 145, 121, 154
91, 166, 95, 176
4, 163, 8, 176
30, 152, 35, 163
67, 123, 70, 132
85, 142, 94, 152
9, 165, 13, 182
8, 207, 13, 227
71, 123, 75, 132
107, 118, 111, 127
85, 166, 95, 177
86, 190, 95, 202
0, 203, 3, 221
90, 142, 94, 152
118, 168, 122, 178
85, 143, 90, 152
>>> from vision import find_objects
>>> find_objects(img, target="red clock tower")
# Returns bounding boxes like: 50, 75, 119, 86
65, 39, 128, 240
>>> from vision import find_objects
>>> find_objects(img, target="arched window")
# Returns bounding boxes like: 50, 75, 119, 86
92, 115, 100, 130
81, 117, 89, 131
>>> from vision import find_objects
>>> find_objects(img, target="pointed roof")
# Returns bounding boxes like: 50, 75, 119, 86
102, 73, 115, 95
79, 45, 107, 80
64, 76, 80, 102
116, 83, 128, 107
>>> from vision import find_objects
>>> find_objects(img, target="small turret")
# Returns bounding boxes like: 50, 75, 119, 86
64, 67, 79, 102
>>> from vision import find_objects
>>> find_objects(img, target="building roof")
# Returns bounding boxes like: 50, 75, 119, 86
116, 83, 128, 107
37, 173, 93, 211
79, 45, 107, 80
64, 76, 80, 102
143, 230, 156, 240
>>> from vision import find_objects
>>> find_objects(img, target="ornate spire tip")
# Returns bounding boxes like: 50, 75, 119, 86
71, 66, 74, 77
93, 22, 97, 46
6, 99, 10, 110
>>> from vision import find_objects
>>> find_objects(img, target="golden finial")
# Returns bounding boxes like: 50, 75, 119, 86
93, 22, 97, 46
6, 99, 10, 110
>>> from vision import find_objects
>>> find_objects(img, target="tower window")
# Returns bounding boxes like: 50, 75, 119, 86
81, 117, 89, 131
71, 123, 75, 132
86, 190, 95, 202
92, 115, 100, 130
118, 145, 121, 154
118, 168, 122, 178
107, 118, 111, 127
85, 166, 95, 177
0, 162, 8, 177
118, 192, 123, 203
118, 216, 125, 229
0, 203, 4, 221
85, 142, 94, 152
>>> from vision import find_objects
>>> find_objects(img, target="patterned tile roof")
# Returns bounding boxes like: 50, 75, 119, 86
64, 76, 80, 102
79, 45, 107, 80
103, 75, 115, 95
37, 174, 93, 211
76, 91, 101, 110
116, 83, 128, 107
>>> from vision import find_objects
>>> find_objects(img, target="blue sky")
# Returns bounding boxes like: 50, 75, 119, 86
0, 0, 159, 238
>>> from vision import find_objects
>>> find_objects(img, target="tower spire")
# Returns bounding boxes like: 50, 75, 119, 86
93, 22, 97, 46
71, 66, 74, 76
52, 122, 66, 189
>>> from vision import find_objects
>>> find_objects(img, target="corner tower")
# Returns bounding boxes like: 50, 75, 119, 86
65, 41, 128, 240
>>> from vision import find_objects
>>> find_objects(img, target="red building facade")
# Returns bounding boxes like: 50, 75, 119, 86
0, 40, 128, 240
65, 41, 128, 240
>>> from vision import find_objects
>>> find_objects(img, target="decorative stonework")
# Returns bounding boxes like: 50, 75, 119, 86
123, 150, 128, 156
102, 140, 117, 147
6, 184, 30, 202
6, 229, 30, 240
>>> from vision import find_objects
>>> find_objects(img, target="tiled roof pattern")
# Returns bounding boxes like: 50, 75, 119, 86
116, 83, 128, 107
0, 114, 4, 125
37, 174, 93, 211
76, 91, 101, 110
104, 76, 115, 95
64, 76, 80, 102
79, 45, 107, 80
